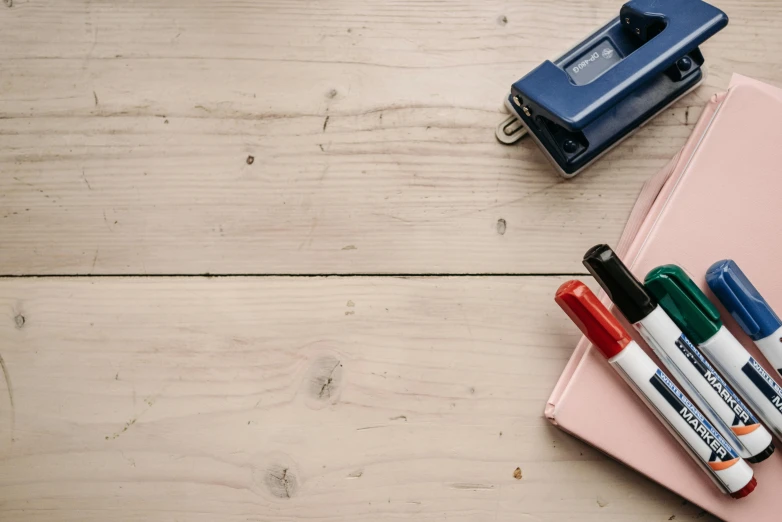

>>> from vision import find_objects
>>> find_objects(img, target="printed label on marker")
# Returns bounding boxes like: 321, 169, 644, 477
674, 336, 760, 428
742, 357, 782, 413
650, 369, 739, 464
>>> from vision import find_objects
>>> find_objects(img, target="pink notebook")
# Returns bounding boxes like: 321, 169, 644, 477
547, 75, 782, 521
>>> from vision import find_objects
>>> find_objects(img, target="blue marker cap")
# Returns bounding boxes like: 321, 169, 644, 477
706, 260, 782, 340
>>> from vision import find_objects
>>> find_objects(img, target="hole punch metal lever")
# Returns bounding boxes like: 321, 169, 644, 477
495, 113, 528, 145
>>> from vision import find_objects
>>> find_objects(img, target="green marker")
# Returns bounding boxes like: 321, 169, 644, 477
645, 265, 779, 458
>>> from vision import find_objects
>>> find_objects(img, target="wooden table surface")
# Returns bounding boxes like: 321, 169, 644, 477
2, 0, 781, 519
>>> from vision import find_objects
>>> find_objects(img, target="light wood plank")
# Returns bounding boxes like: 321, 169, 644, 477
2, 0, 780, 274
0, 277, 714, 520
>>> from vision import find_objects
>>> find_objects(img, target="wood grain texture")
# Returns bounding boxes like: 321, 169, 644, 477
0, 277, 715, 521
2, 0, 780, 274
0, 0, 770, 519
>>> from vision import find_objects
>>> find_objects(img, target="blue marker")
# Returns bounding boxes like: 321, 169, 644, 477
707, 260, 782, 377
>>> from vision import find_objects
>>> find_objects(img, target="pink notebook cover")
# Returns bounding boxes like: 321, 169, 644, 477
546, 75, 782, 521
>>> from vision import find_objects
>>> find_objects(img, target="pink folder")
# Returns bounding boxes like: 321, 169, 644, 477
547, 75, 782, 521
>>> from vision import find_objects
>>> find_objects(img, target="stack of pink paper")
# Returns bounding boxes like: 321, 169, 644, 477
547, 75, 782, 521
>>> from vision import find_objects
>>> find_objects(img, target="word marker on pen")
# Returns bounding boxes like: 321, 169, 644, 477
555, 280, 756, 498
646, 264, 782, 444
583, 245, 774, 463
707, 260, 782, 376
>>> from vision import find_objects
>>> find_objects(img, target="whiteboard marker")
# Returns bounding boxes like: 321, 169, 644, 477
583, 245, 774, 463
707, 259, 782, 377
555, 280, 756, 498
646, 263, 782, 444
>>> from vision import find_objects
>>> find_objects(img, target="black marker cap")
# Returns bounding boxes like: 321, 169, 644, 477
582, 244, 656, 324
745, 442, 775, 464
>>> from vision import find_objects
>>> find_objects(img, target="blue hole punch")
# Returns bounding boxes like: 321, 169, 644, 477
496, 0, 728, 179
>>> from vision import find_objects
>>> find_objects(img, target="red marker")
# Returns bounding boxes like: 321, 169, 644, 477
555, 280, 756, 498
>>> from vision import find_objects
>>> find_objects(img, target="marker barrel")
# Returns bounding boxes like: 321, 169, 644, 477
754, 326, 782, 375
700, 326, 782, 440
635, 308, 773, 461
610, 341, 755, 496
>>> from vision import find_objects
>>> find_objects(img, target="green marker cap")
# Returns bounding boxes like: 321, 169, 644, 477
644, 264, 722, 345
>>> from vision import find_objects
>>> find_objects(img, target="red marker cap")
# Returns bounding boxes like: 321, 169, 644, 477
731, 476, 757, 499
555, 280, 632, 359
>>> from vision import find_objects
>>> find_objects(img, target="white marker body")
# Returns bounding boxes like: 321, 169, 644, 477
609, 341, 753, 494
755, 326, 782, 377
634, 307, 771, 460
701, 326, 782, 439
